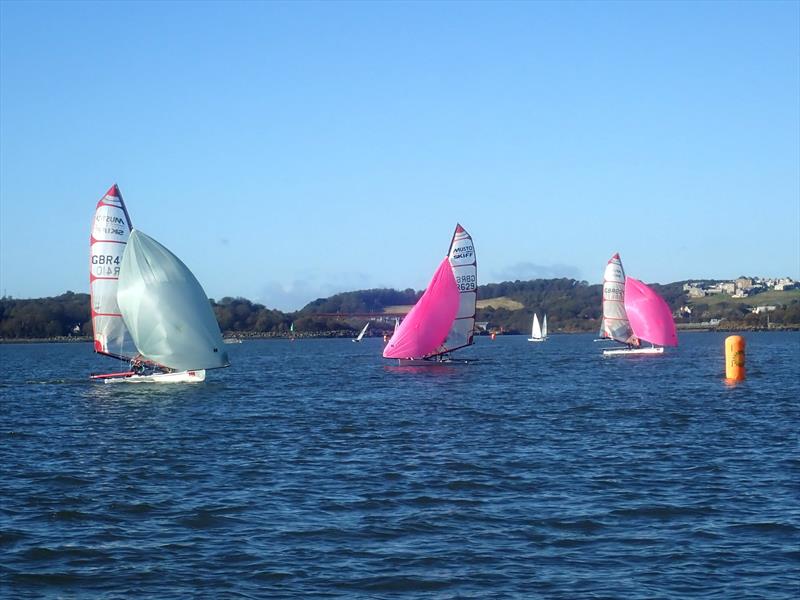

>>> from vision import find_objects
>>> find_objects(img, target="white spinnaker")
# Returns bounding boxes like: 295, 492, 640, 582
531, 314, 542, 339
117, 230, 229, 371
600, 253, 634, 344
441, 223, 477, 354
89, 185, 136, 360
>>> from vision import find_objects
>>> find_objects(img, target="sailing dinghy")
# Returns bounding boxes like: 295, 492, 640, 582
352, 321, 370, 342
383, 224, 477, 364
90, 186, 229, 382
528, 313, 547, 342
599, 253, 677, 356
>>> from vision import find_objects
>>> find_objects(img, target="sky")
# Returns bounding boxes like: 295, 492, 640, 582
1, 0, 798, 311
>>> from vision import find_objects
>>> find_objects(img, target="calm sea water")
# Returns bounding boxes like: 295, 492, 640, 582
1, 332, 798, 599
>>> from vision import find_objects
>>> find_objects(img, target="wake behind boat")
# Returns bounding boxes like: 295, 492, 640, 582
89, 186, 229, 383
598, 253, 677, 356
383, 224, 477, 364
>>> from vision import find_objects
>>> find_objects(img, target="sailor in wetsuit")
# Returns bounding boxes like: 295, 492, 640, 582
131, 356, 146, 375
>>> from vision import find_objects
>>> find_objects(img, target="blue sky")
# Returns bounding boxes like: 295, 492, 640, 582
1, 0, 798, 311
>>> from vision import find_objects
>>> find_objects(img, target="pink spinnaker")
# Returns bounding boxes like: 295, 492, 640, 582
624, 277, 678, 347
383, 258, 460, 359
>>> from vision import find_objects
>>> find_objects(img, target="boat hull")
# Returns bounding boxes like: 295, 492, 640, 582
389, 356, 474, 365
528, 338, 546, 342
98, 370, 207, 383
603, 347, 664, 356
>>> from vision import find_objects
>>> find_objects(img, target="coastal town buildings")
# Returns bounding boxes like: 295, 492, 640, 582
683, 276, 796, 298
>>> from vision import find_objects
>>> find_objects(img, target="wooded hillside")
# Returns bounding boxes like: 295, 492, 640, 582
2, 280, 798, 339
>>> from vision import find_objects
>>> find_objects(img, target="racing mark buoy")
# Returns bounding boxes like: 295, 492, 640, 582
725, 335, 746, 381
491, 332, 496, 340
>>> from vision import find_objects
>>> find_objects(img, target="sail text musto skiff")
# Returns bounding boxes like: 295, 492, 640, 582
383, 224, 477, 365
89, 185, 229, 383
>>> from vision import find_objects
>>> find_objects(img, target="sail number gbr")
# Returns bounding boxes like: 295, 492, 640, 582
91, 254, 121, 277
456, 274, 476, 291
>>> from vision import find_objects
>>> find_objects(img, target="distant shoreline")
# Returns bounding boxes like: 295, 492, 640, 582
1, 325, 797, 345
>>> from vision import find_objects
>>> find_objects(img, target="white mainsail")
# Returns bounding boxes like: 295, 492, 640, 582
89, 184, 136, 360
600, 253, 635, 344
117, 230, 229, 371
531, 314, 542, 339
440, 223, 477, 353
354, 322, 369, 341
528, 312, 546, 342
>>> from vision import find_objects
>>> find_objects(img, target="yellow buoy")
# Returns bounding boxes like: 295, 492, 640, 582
725, 335, 746, 381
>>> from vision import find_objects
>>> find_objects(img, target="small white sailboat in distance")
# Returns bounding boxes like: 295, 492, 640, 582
528, 313, 547, 342
352, 321, 370, 342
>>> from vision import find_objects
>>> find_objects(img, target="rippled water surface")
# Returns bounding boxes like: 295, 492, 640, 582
1, 332, 798, 598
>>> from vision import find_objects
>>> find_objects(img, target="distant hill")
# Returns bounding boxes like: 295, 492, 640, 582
296, 278, 691, 334
301, 288, 421, 315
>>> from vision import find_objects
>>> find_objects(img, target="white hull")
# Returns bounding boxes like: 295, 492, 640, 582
104, 369, 207, 383
528, 337, 546, 342
394, 358, 449, 365
603, 347, 664, 356
390, 356, 472, 365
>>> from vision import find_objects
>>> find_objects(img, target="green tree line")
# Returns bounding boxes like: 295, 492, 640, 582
1, 281, 798, 339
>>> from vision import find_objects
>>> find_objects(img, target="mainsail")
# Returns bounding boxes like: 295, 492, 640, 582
89, 184, 136, 360
441, 223, 477, 353
355, 322, 370, 341
531, 314, 542, 339
624, 277, 678, 347
382, 257, 459, 359
117, 230, 229, 371
600, 253, 635, 344
542, 314, 548, 338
